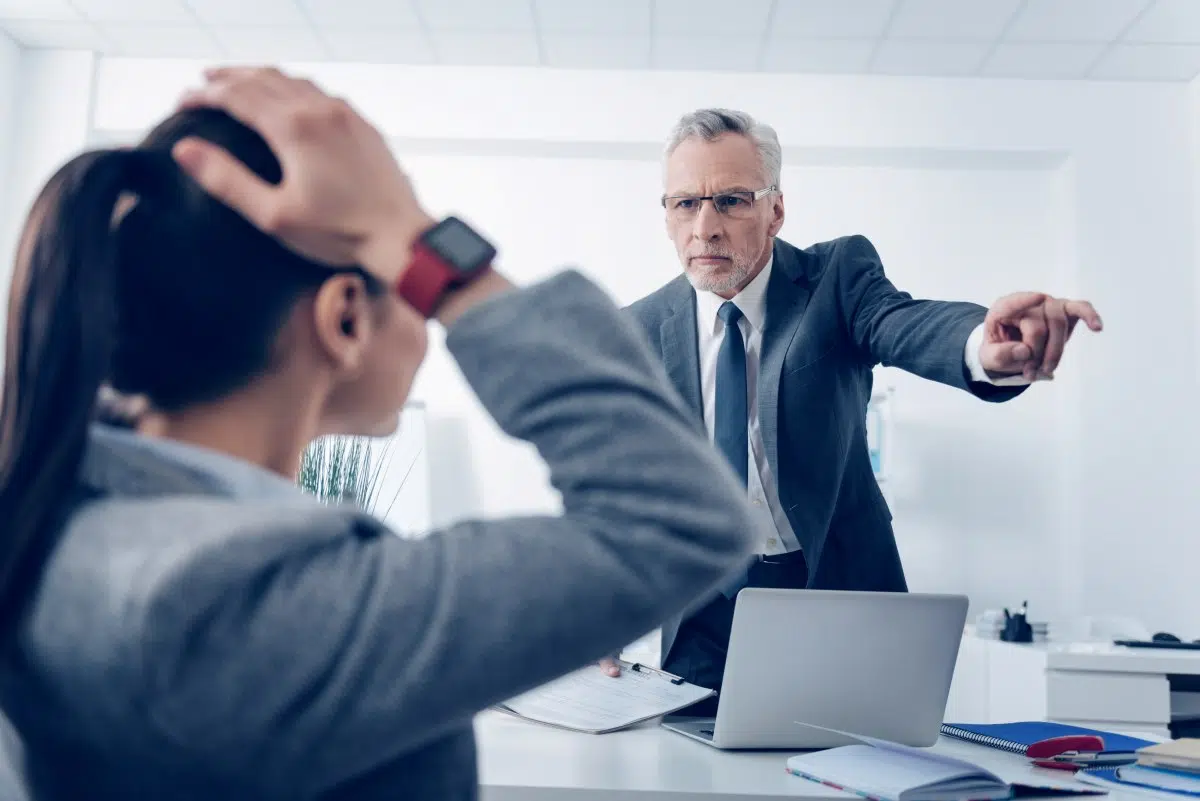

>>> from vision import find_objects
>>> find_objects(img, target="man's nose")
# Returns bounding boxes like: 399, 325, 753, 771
692, 201, 724, 241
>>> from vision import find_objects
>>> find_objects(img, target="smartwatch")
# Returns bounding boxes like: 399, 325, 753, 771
395, 216, 497, 317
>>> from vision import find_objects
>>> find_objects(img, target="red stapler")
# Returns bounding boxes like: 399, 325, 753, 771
1027, 735, 1106, 771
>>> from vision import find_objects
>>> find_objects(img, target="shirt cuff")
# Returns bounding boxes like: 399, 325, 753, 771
964, 323, 1032, 387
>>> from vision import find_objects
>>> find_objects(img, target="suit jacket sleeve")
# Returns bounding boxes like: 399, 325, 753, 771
836, 234, 1023, 402
138, 270, 758, 796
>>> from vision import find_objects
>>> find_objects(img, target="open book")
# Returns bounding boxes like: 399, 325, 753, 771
786, 726, 1105, 801
494, 659, 713, 734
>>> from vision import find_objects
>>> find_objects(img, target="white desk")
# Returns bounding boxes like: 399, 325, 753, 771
477, 710, 818, 800
474, 710, 1145, 800
947, 637, 1200, 739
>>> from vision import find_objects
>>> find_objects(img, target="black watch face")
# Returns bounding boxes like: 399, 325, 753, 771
424, 216, 496, 275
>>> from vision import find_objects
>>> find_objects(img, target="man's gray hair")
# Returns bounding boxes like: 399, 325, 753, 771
664, 108, 782, 188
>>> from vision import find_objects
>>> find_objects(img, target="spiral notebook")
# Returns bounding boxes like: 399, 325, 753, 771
940, 722, 1155, 756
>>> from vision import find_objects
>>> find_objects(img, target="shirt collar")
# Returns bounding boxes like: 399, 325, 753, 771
84, 424, 303, 500
695, 253, 774, 336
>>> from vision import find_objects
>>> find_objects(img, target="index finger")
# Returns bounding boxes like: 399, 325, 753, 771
989, 292, 1047, 320
171, 137, 279, 233
1064, 300, 1103, 331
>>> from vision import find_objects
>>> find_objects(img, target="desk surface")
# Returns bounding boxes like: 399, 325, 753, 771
475, 711, 1145, 800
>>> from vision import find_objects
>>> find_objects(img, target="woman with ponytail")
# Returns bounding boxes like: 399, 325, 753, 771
0, 67, 755, 799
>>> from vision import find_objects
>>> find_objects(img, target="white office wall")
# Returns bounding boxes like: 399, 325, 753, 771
0, 34, 22, 342
1071, 99, 1198, 639
0, 33, 20, 287
0, 49, 96, 343
369, 403, 432, 538
76, 59, 1200, 633
401, 151, 1070, 620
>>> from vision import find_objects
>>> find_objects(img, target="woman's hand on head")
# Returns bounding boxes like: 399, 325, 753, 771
172, 65, 433, 283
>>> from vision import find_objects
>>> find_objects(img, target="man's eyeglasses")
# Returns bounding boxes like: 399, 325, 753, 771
661, 185, 777, 220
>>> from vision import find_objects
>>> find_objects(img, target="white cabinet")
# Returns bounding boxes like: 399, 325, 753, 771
946, 635, 1200, 739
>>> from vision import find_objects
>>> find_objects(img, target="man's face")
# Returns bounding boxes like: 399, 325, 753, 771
663, 133, 785, 298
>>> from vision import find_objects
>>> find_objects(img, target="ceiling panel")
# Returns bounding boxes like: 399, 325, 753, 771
417, 0, 535, 32
0, 0, 1198, 84
653, 34, 759, 72
653, 0, 773, 37
541, 33, 651, 69
212, 25, 330, 60
1090, 42, 1200, 79
300, 0, 421, 28
534, 0, 651, 35
431, 31, 540, 65
1006, 0, 1152, 42
72, 0, 195, 23
888, 0, 1022, 41
322, 29, 434, 62
983, 42, 1105, 78
871, 40, 990, 76
0, 0, 79, 21
761, 37, 875, 74
770, 0, 896, 39
1124, 0, 1200, 44
1, 19, 106, 48
186, 0, 309, 26
100, 21, 219, 57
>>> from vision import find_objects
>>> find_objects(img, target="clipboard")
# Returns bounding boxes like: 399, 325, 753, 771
494, 659, 715, 734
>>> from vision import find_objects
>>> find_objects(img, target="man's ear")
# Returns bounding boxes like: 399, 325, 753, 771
311, 274, 374, 375
767, 192, 786, 239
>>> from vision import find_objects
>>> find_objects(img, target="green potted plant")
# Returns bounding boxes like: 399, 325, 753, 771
297, 435, 391, 512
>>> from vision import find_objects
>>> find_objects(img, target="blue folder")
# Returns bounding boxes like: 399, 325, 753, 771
940, 722, 1156, 755
1081, 766, 1200, 797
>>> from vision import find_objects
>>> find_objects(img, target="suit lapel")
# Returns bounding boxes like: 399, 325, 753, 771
659, 280, 703, 420
759, 240, 812, 486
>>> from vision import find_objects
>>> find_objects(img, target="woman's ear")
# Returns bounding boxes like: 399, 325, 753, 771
311, 274, 375, 375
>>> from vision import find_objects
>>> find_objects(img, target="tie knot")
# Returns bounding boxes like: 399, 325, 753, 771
717, 301, 743, 327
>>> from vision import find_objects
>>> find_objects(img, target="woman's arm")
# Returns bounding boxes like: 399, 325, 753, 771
142, 270, 757, 795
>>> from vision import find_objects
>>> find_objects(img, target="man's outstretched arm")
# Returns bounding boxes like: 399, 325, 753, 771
837, 235, 1101, 398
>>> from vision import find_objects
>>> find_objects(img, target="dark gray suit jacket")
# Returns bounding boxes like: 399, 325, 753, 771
0, 271, 756, 800
626, 235, 1023, 663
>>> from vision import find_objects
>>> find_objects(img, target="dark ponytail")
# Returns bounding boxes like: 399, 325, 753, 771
0, 148, 134, 633
0, 108, 382, 635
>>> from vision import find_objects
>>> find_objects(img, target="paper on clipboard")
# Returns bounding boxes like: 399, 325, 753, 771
495, 659, 714, 733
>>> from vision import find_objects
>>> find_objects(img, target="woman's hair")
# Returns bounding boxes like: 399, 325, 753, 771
0, 108, 382, 634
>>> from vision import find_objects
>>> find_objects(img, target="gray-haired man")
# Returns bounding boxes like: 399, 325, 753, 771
605, 109, 1101, 711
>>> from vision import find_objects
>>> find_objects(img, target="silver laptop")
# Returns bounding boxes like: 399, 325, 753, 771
661, 589, 968, 750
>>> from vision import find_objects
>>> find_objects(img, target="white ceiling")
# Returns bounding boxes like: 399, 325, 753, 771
1, 0, 1200, 82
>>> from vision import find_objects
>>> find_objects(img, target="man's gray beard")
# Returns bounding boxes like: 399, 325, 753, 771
685, 261, 751, 295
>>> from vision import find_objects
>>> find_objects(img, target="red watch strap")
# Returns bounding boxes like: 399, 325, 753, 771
395, 240, 459, 318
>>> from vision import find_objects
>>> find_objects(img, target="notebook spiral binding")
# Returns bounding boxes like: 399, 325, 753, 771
939, 724, 1027, 754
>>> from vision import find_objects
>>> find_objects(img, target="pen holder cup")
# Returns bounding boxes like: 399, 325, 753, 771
1000, 615, 1034, 643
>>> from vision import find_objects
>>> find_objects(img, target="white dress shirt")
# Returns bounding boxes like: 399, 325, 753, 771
694, 256, 1028, 555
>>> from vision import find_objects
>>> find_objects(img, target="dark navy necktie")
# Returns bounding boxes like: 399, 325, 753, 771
715, 301, 749, 487
714, 301, 752, 599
